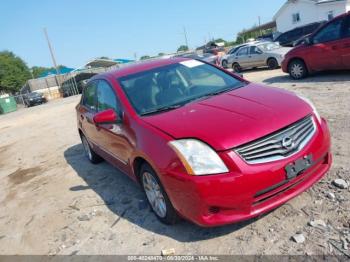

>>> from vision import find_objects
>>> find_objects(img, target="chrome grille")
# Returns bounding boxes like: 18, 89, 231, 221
235, 116, 316, 164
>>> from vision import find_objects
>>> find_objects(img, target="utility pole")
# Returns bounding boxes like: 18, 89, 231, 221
258, 16, 262, 36
183, 26, 189, 49
43, 27, 60, 91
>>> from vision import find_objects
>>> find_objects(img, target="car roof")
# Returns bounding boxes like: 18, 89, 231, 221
92, 57, 189, 80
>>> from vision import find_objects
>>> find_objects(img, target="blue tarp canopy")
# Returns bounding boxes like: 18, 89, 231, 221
39, 67, 75, 78
113, 58, 134, 64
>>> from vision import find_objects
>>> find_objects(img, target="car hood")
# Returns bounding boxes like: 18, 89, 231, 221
142, 84, 312, 151
266, 47, 292, 56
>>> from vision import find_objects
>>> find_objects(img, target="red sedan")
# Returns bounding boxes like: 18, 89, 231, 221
76, 58, 332, 227
282, 12, 350, 79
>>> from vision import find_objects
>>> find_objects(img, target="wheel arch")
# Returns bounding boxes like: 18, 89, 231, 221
266, 56, 277, 63
78, 128, 84, 138
131, 155, 161, 186
287, 57, 309, 72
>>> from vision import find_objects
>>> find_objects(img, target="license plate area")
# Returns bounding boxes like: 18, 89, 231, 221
285, 154, 313, 180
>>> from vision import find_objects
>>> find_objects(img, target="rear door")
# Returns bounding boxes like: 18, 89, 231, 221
308, 17, 345, 71
340, 14, 350, 68
95, 79, 133, 172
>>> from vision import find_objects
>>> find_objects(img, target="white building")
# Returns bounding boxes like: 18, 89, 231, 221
274, 0, 350, 32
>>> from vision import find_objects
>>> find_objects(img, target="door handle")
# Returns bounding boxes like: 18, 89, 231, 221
86, 116, 94, 124
331, 45, 339, 50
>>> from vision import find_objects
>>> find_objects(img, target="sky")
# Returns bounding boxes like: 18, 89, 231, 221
0, 0, 286, 68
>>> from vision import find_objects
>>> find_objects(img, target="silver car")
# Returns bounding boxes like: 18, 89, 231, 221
229, 42, 292, 72
220, 44, 249, 68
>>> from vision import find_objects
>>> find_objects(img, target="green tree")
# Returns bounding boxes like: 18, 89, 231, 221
214, 38, 227, 43
158, 52, 165, 56
140, 55, 151, 60
31, 66, 48, 78
177, 45, 189, 52
0, 51, 31, 93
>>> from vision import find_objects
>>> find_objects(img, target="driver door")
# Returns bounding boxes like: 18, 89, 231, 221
95, 80, 133, 172
307, 17, 345, 71
234, 47, 250, 68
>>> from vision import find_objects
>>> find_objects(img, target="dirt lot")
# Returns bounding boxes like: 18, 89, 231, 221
0, 69, 349, 256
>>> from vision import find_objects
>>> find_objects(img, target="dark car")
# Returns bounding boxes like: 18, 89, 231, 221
203, 42, 225, 55
23, 92, 47, 107
275, 21, 326, 47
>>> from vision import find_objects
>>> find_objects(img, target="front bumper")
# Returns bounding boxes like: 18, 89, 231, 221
282, 58, 289, 73
162, 118, 331, 227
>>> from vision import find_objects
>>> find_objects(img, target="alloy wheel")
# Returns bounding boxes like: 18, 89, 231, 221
291, 63, 304, 79
142, 171, 167, 218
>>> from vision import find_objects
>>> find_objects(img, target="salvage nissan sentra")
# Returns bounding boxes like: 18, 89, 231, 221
76, 58, 332, 227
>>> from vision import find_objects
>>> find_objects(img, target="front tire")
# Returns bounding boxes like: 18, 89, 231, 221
140, 163, 179, 225
267, 58, 278, 70
288, 59, 308, 80
81, 134, 103, 164
221, 60, 228, 68
232, 63, 242, 73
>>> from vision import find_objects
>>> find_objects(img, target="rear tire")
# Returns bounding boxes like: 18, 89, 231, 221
288, 59, 308, 80
221, 60, 228, 68
267, 58, 278, 70
232, 63, 242, 73
81, 134, 103, 164
140, 163, 179, 225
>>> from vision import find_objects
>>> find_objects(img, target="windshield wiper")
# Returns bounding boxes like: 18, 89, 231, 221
140, 104, 183, 116
190, 85, 242, 103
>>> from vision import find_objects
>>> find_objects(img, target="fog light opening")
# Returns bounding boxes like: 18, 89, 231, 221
208, 206, 220, 214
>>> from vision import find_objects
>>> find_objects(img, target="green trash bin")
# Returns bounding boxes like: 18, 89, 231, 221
0, 97, 17, 114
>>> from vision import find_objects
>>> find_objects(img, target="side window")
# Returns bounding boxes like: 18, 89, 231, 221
249, 46, 262, 55
237, 47, 248, 56
82, 82, 97, 111
96, 80, 119, 113
343, 16, 350, 38
313, 18, 343, 43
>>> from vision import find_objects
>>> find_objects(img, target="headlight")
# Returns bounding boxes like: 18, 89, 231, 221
297, 95, 321, 123
169, 139, 228, 176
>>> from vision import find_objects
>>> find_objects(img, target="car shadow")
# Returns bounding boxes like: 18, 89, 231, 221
262, 70, 350, 85
64, 144, 267, 242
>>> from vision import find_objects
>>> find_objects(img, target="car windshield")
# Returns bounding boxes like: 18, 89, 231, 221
118, 60, 245, 116
257, 42, 280, 51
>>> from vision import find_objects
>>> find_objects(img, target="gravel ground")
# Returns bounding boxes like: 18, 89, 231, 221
0, 69, 349, 256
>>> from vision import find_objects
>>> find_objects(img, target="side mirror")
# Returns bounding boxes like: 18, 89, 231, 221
304, 37, 313, 45
93, 109, 118, 124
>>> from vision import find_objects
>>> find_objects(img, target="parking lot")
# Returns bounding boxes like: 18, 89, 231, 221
0, 69, 349, 255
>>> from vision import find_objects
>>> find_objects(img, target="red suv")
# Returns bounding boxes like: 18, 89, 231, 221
282, 12, 350, 79
76, 58, 332, 226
